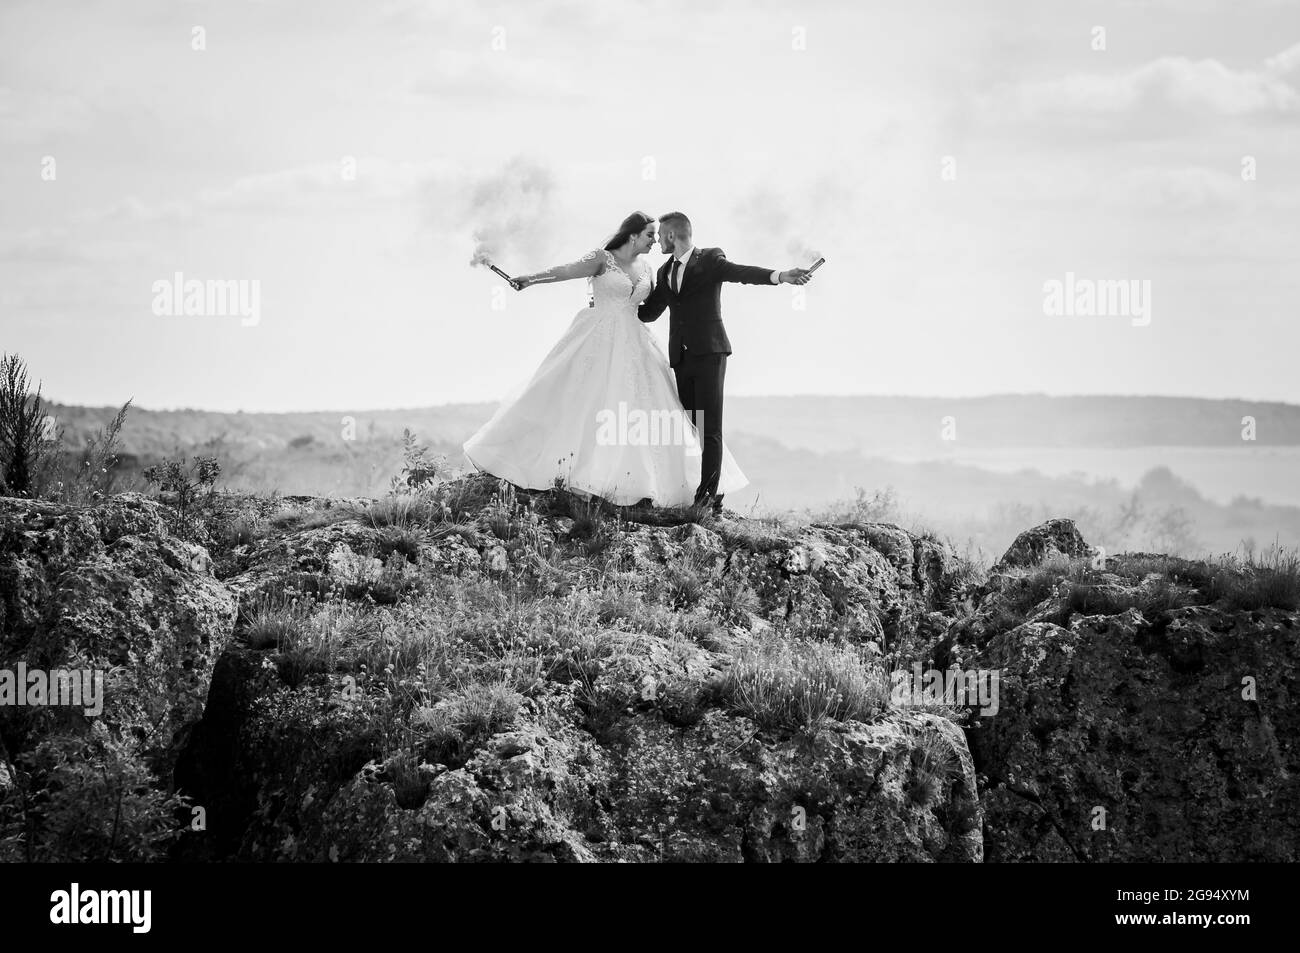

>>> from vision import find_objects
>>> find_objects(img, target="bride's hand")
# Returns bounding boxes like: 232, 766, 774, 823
510, 276, 529, 291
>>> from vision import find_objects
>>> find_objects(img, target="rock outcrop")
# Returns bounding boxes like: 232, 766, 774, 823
3, 485, 1296, 863
948, 519, 1299, 862
0, 493, 236, 773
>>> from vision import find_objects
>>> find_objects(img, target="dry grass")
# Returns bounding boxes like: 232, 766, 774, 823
712, 634, 891, 732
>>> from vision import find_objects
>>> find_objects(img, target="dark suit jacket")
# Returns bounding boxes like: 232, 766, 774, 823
638, 246, 774, 367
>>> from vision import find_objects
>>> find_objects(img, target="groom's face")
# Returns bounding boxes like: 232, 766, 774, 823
659, 227, 676, 255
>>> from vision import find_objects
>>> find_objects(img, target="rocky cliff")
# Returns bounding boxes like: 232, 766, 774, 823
1, 477, 1295, 861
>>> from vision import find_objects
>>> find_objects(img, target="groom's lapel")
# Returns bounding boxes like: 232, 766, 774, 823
683, 246, 704, 292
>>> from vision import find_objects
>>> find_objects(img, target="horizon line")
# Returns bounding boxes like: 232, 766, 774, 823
41, 391, 1300, 415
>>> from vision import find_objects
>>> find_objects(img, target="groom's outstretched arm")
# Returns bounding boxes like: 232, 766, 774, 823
711, 248, 781, 286
639, 272, 669, 323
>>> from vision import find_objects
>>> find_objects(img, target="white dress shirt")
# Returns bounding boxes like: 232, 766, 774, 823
670, 243, 780, 292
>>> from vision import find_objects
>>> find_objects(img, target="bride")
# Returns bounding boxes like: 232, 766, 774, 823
463, 211, 747, 507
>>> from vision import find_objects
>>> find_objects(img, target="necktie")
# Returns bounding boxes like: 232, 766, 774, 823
671, 258, 681, 294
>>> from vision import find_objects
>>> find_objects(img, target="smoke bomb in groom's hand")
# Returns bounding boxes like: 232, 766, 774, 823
807, 257, 826, 274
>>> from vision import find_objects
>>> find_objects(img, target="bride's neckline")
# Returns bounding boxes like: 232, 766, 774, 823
605, 250, 640, 285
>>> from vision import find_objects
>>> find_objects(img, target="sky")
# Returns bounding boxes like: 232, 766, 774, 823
1, 0, 1298, 412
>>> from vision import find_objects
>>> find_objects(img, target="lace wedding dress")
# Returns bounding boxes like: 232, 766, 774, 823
463, 249, 747, 506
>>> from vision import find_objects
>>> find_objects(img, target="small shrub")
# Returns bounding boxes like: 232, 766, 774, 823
143, 455, 221, 532
0, 727, 187, 862
394, 429, 447, 491
0, 353, 56, 498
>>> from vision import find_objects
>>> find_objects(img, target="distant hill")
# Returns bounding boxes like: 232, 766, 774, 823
46, 394, 1300, 457
726, 395, 1300, 453
41, 394, 1300, 558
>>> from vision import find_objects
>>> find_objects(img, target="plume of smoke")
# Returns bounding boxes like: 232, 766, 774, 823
465, 157, 556, 268
731, 185, 825, 265
786, 237, 823, 263
731, 175, 858, 264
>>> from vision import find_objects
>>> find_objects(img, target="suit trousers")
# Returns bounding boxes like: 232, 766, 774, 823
673, 351, 727, 502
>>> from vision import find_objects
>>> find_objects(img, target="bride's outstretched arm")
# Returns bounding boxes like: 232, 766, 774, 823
513, 249, 604, 289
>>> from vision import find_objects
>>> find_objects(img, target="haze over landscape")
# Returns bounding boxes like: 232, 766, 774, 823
41, 392, 1300, 561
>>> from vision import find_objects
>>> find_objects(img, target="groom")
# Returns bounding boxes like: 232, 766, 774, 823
639, 211, 813, 514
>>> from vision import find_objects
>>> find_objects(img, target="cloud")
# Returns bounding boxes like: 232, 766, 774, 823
194, 157, 450, 211
0, 87, 94, 144
974, 53, 1299, 131
1114, 166, 1252, 212
0, 225, 151, 264
1265, 40, 1300, 74
387, 49, 582, 105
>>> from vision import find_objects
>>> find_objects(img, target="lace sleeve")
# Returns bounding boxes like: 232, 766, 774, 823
523, 249, 605, 284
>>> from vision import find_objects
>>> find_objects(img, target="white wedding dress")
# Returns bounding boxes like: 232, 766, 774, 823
463, 249, 747, 506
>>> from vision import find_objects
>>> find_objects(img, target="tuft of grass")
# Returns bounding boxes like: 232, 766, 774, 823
413, 677, 525, 764
440, 472, 500, 522
568, 495, 616, 555
905, 725, 960, 806
807, 485, 902, 525
268, 506, 352, 533
241, 592, 312, 650
716, 574, 760, 622
222, 513, 266, 547
1001, 557, 1083, 611
362, 491, 444, 530
714, 518, 793, 554
374, 525, 424, 563
1110, 553, 1216, 592
1110, 548, 1300, 612
663, 559, 706, 608
711, 635, 891, 732
1211, 545, 1300, 611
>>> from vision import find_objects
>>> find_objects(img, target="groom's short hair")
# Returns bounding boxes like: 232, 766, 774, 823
659, 212, 692, 239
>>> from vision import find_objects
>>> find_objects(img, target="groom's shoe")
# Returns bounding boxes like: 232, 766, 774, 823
693, 491, 725, 518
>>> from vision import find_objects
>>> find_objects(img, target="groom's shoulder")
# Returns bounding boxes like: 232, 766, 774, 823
701, 246, 725, 260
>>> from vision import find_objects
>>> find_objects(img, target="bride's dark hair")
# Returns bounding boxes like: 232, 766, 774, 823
603, 211, 655, 251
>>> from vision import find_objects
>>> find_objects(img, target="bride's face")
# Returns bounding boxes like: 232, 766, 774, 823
632, 222, 656, 255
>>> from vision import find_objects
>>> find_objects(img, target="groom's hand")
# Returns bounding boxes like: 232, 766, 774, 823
779, 268, 813, 285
